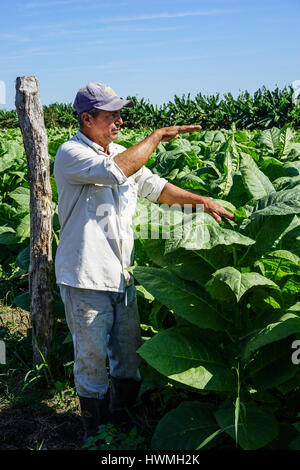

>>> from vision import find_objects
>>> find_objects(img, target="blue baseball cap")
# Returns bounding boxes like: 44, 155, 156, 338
73, 82, 134, 114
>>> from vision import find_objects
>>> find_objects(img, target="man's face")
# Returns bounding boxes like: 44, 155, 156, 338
91, 110, 123, 145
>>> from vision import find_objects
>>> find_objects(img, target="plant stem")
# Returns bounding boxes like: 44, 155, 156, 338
235, 362, 241, 448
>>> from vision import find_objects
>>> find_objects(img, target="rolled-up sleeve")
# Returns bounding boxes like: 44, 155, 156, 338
56, 143, 127, 186
135, 166, 168, 202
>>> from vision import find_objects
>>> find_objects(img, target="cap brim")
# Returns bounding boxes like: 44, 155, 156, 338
95, 98, 134, 112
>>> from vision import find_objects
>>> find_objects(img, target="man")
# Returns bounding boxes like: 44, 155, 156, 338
54, 82, 234, 443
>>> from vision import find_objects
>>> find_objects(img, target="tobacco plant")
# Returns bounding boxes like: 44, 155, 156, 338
130, 125, 300, 450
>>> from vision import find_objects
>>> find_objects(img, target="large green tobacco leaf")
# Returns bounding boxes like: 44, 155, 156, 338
255, 251, 299, 283
201, 130, 226, 146
151, 401, 219, 450
150, 149, 184, 177
284, 161, 300, 177
214, 401, 279, 450
175, 173, 207, 192
169, 137, 193, 153
240, 190, 300, 262
258, 128, 280, 156
260, 157, 285, 181
240, 152, 275, 199
226, 172, 249, 207
0, 140, 25, 172
241, 214, 295, 264
8, 187, 30, 211
164, 213, 255, 254
281, 277, 300, 301
0, 155, 20, 173
15, 245, 30, 271
0, 225, 17, 245
248, 289, 281, 317
12, 292, 30, 311
143, 238, 232, 286
289, 436, 300, 450
211, 198, 236, 214
138, 326, 236, 391
132, 197, 169, 239
236, 143, 260, 162
251, 188, 300, 217
145, 240, 215, 286
0, 225, 16, 236
247, 338, 300, 390
129, 266, 226, 331
16, 214, 30, 241
279, 127, 294, 159
50, 176, 58, 204
267, 249, 300, 265
206, 267, 278, 303
0, 203, 18, 221
273, 175, 300, 191
277, 374, 300, 395
200, 159, 222, 178
242, 303, 300, 358
278, 216, 300, 256
217, 139, 233, 197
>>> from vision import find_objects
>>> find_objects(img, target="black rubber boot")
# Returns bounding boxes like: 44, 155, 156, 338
79, 392, 109, 444
108, 376, 142, 425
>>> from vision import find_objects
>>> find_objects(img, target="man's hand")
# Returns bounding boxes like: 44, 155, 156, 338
158, 183, 235, 223
157, 125, 202, 142
199, 196, 235, 223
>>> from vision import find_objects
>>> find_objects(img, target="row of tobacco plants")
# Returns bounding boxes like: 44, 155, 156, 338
0, 124, 299, 449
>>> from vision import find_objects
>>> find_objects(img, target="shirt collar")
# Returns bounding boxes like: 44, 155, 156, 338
76, 129, 107, 153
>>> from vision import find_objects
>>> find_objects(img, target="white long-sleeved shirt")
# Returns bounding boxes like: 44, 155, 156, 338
54, 130, 168, 292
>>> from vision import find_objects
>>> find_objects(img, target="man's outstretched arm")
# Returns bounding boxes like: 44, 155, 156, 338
114, 126, 201, 177
157, 182, 235, 223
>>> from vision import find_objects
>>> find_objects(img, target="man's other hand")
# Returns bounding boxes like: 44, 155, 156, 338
200, 196, 235, 223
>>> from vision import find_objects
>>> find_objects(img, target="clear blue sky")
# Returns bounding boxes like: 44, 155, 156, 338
1, 0, 300, 110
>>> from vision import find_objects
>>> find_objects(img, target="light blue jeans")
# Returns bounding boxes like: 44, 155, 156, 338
59, 283, 142, 399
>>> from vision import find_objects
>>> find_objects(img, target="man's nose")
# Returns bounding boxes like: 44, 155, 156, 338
115, 115, 123, 125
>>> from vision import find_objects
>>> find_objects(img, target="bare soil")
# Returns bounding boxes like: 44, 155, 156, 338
0, 398, 83, 450
0, 304, 84, 450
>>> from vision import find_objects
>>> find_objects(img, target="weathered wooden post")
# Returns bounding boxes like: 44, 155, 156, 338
15, 76, 54, 367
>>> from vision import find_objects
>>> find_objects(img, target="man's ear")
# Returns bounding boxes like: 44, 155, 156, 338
82, 112, 93, 127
